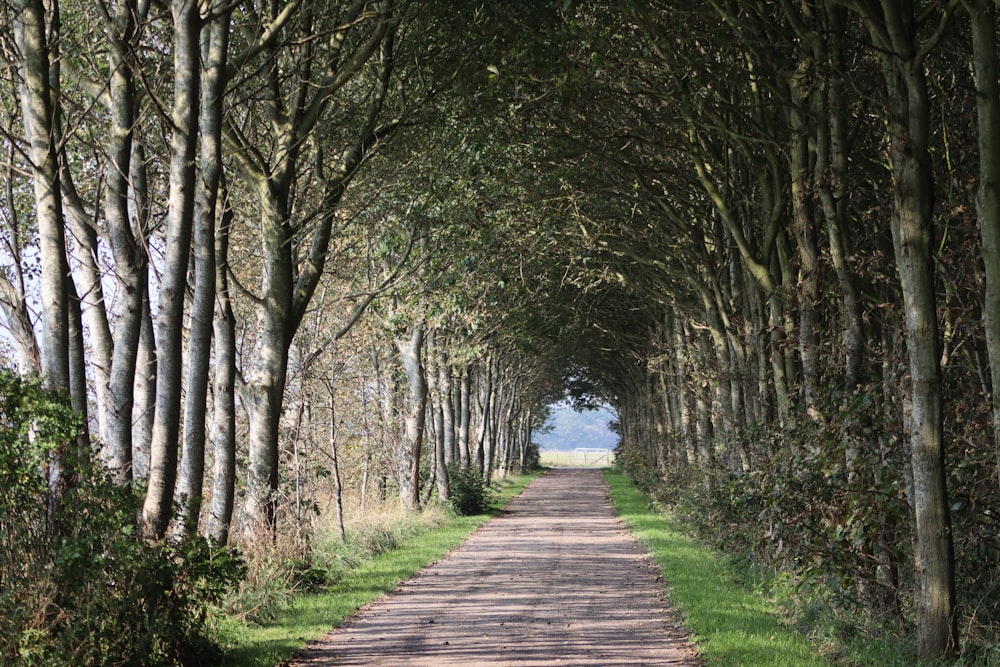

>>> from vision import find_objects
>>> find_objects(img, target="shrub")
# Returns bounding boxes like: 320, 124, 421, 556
522, 442, 542, 471
0, 369, 245, 666
446, 464, 497, 515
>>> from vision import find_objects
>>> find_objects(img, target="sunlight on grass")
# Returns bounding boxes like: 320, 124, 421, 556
604, 469, 827, 667
216, 473, 537, 667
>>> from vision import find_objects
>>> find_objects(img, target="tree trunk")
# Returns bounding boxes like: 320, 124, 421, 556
694, 331, 714, 467
674, 318, 694, 462
329, 391, 347, 543
439, 350, 456, 466
101, 1, 147, 484
235, 8, 398, 531
130, 141, 155, 483
132, 289, 155, 482
207, 203, 237, 545
142, 0, 201, 539
434, 402, 450, 500
15, 0, 73, 519
0, 161, 41, 373
813, 3, 863, 389
477, 358, 494, 478
243, 333, 290, 532
695, 277, 735, 450
863, 2, 958, 656
15, 0, 69, 394
458, 365, 472, 468
520, 407, 533, 472
789, 67, 821, 418
432, 347, 450, 501
967, 0, 1000, 500
173, 7, 230, 541
396, 325, 427, 510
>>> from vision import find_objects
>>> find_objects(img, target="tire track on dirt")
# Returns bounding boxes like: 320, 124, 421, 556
289, 468, 701, 666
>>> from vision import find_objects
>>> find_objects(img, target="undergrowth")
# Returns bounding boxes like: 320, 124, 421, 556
0, 370, 243, 666
617, 411, 1000, 667
605, 468, 826, 667
218, 500, 452, 627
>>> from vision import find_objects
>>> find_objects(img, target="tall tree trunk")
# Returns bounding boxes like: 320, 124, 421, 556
101, 0, 147, 484
478, 358, 495, 478
66, 266, 89, 458
813, 3, 863, 389
694, 331, 714, 467
173, 7, 230, 541
434, 401, 449, 500
520, 407, 533, 473
329, 391, 347, 543
861, 2, 958, 656
236, 8, 398, 531
458, 365, 472, 469
439, 350, 456, 466
396, 325, 427, 510
789, 67, 821, 419
130, 142, 155, 483
485, 365, 503, 482
142, 0, 201, 539
674, 316, 693, 461
208, 204, 236, 545
695, 276, 735, 450
432, 344, 450, 500
240, 176, 295, 534
243, 323, 290, 532
15, 0, 69, 393
966, 0, 1000, 499
132, 289, 155, 482
475, 363, 491, 474
15, 0, 73, 518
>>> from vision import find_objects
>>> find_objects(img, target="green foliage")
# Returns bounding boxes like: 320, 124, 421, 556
613, 440, 660, 492
637, 407, 913, 609
0, 370, 245, 666
522, 441, 542, 471
617, 386, 1000, 662
445, 464, 498, 516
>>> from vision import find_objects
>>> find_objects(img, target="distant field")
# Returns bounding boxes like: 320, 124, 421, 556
540, 448, 615, 467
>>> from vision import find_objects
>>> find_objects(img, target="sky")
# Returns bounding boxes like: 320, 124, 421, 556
534, 401, 618, 452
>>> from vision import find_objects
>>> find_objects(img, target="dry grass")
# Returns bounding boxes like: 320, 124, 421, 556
539, 449, 615, 467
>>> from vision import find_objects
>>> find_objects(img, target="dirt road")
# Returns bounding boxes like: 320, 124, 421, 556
289, 468, 701, 666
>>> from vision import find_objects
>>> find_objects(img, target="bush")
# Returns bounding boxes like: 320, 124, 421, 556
446, 464, 497, 515
522, 442, 542, 472
0, 369, 245, 666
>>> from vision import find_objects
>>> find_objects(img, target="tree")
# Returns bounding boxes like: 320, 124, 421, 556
965, 0, 1000, 499
140, 0, 202, 540
13, 0, 75, 514
394, 322, 426, 509
844, 1, 958, 656
224, 1, 402, 532
172, 0, 232, 542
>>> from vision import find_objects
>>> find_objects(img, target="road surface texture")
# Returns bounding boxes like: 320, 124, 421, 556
289, 468, 701, 666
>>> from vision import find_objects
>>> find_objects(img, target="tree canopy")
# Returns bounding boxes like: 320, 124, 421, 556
1, 0, 999, 662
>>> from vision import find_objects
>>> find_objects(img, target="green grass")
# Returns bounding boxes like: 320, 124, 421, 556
604, 468, 827, 667
214, 473, 538, 667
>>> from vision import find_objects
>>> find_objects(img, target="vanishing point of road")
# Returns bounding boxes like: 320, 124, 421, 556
289, 468, 701, 666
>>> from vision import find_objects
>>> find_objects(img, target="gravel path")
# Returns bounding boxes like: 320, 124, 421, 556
288, 468, 701, 666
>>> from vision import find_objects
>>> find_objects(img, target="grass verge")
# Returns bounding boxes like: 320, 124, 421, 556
604, 468, 827, 667
214, 473, 538, 667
